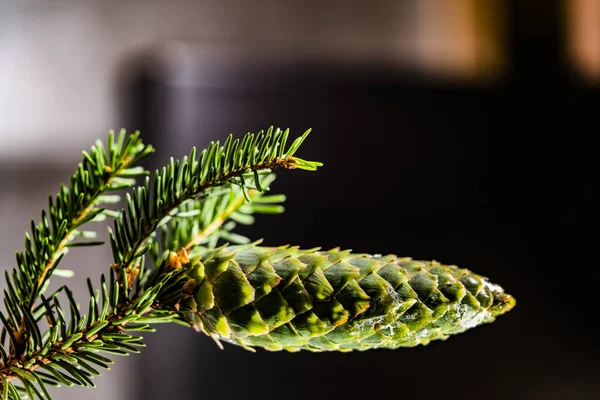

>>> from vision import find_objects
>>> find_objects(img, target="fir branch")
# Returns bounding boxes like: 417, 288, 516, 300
139, 173, 285, 296
0, 125, 517, 400
0, 126, 320, 398
0, 270, 180, 397
183, 190, 248, 250
6, 130, 153, 357
109, 127, 321, 300
16, 130, 152, 306
148, 173, 284, 267
181, 174, 287, 250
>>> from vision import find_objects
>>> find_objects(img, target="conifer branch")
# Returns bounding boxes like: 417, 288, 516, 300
108, 127, 320, 300
0, 126, 515, 400
7, 130, 153, 358
27, 132, 151, 305
0, 270, 178, 389
152, 172, 285, 265
183, 190, 249, 251
0, 126, 322, 398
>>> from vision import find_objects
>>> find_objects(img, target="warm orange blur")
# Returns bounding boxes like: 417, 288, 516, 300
566, 0, 600, 82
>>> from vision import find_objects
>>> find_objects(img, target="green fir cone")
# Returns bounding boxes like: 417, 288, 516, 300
162, 243, 515, 352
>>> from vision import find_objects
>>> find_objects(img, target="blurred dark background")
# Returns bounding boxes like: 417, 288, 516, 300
1, 1, 599, 399
124, 2, 598, 400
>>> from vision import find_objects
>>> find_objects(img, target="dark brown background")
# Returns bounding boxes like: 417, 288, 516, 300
121, 3, 599, 400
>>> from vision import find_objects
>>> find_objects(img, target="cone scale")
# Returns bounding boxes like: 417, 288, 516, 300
166, 244, 515, 352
